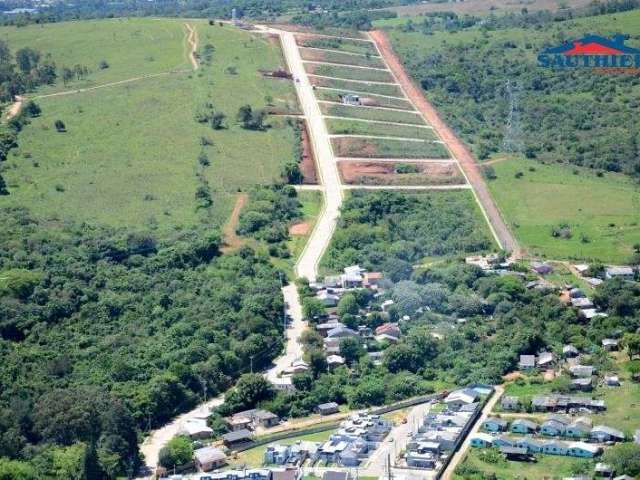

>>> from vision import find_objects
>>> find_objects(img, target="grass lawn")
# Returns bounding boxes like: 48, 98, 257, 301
306, 63, 394, 83
0, 18, 191, 95
311, 76, 403, 97
487, 157, 640, 263
1, 20, 299, 234
228, 429, 335, 468
315, 89, 413, 111
300, 47, 385, 69
297, 36, 379, 56
454, 448, 595, 480
322, 103, 425, 125
326, 118, 436, 140
332, 137, 449, 159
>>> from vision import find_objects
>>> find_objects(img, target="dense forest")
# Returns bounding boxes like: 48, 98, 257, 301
0, 206, 287, 478
391, 9, 640, 176
322, 191, 494, 280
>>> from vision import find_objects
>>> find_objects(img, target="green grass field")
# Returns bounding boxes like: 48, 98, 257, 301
1, 19, 299, 233
315, 88, 413, 110
321, 103, 425, 125
299, 47, 385, 69
454, 448, 595, 480
487, 157, 640, 263
306, 63, 394, 83
326, 118, 436, 140
311, 76, 403, 97
332, 137, 450, 159
296, 36, 378, 56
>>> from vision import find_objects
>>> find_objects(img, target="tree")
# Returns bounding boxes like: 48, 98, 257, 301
0, 174, 8, 195
0, 458, 37, 480
623, 333, 640, 359
340, 337, 364, 365
210, 112, 226, 130
99, 60, 109, 69
15, 47, 40, 74
302, 297, 324, 320
24, 101, 41, 117
158, 436, 193, 469
337, 294, 359, 317
227, 373, 275, 411
237, 105, 253, 124
54, 120, 66, 132
198, 151, 210, 167
603, 443, 640, 476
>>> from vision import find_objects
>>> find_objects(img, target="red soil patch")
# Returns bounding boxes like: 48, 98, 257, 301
503, 371, 523, 381
300, 120, 319, 184
289, 222, 311, 235
338, 160, 463, 186
221, 193, 248, 253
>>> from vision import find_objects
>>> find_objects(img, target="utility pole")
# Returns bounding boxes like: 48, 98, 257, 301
250, 354, 255, 373
279, 271, 286, 333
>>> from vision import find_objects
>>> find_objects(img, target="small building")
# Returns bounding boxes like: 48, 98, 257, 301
444, 388, 480, 411
537, 352, 555, 368
317, 402, 340, 416
327, 326, 358, 339
406, 451, 436, 469
500, 446, 529, 461
322, 471, 350, 480
571, 378, 593, 392
567, 442, 601, 458
272, 469, 299, 480
493, 436, 514, 448
605, 266, 635, 280
194, 446, 227, 472
483, 418, 508, 432
222, 429, 253, 447
571, 297, 594, 309
511, 419, 538, 435
519, 355, 536, 370
515, 438, 543, 454
501, 396, 521, 411
181, 419, 214, 439
602, 338, 620, 351
594, 462, 614, 477
375, 323, 401, 338
317, 291, 340, 307
470, 433, 494, 448
581, 308, 608, 320
590, 425, 625, 443
531, 261, 554, 275
340, 94, 360, 106
327, 354, 345, 368
563, 344, 579, 357
569, 288, 586, 298
604, 375, 620, 387
317, 321, 344, 337
541, 418, 567, 437
264, 445, 291, 465
566, 419, 592, 438
569, 365, 595, 378
363, 272, 383, 288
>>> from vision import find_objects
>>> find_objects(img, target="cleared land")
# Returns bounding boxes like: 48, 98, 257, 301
332, 137, 449, 159
305, 62, 394, 83
338, 160, 464, 186
1, 20, 299, 232
299, 47, 385, 69
321, 103, 425, 125
487, 157, 640, 263
310, 76, 403, 97
326, 118, 436, 140
315, 89, 413, 110
295, 35, 378, 55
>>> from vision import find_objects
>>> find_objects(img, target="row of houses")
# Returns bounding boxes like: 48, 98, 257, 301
470, 433, 602, 458
563, 286, 609, 320
483, 415, 625, 442
266, 413, 392, 468
311, 265, 383, 293
403, 388, 483, 471
500, 394, 606, 413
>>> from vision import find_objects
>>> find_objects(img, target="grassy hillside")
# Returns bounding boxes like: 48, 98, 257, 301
487, 157, 640, 263
0, 19, 299, 233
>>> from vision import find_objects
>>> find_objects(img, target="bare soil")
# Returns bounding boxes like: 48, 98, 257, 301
300, 120, 319, 184
185, 23, 198, 70
370, 30, 520, 255
221, 193, 248, 253
338, 160, 464, 186
289, 222, 311, 235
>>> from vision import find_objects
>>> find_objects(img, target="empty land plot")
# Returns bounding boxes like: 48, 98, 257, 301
315, 89, 414, 110
326, 118, 437, 140
332, 137, 450, 159
2, 21, 298, 232
305, 63, 394, 83
321, 103, 425, 125
338, 161, 464, 186
311, 76, 403, 97
299, 47, 385, 68
296, 35, 378, 55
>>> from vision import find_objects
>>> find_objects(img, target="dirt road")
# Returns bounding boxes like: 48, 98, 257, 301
369, 30, 520, 256
221, 193, 248, 253
185, 23, 199, 70
4, 95, 23, 120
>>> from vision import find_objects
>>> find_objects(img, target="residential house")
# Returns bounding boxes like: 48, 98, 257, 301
571, 297, 594, 309
483, 418, 508, 432
500, 396, 521, 411
470, 433, 494, 448
605, 266, 635, 280
181, 419, 214, 439
604, 375, 620, 387
317, 402, 339, 416
542, 441, 567, 455
500, 446, 530, 461
493, 436, 514, 448
324, 337, 341, 354
511, 419, 538, 435
563, 345, 579, 358
590, 425, 625, 443
515, 438, 543, 454
288, 441, 320, 465
541, 417, 568, 436
571, 378, 593, 392
594, 463, 614, 477
444, 388, 480, 411
519, 355, 536, 370
569, 288, 586, 299
229, 409, 280, 429
317, 291, 339, 307
531, 261, 554, 275
194, 446, 227, 472
602, 338, 620, 351
565, 418, 592, 438
375, 323, 401, 339
537, 352, 555, 368
264, 445, 291, 465
340, 94, 360, 106
316, 321, 344, 337
531, 395, 605, 413
327, 355, 345, 368
363, 272, 383, 288
322, 471, 350, 480
581, 308, 608, 320
272, 469, 299, 480
375, 333, 399, 343
569, 365, 595, 378
222, 429, 253, 447
338, 447, 360, 467
381, 299, 394, 311
327, 326, 358, 339
567, 442, 601, 458
283, 359, 309, 375
342, 265, 364, 288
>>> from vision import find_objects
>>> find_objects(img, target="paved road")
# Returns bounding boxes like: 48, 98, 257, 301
280, 30, 344, 282
440, 385, 504, 480
369, 30, 520, 257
